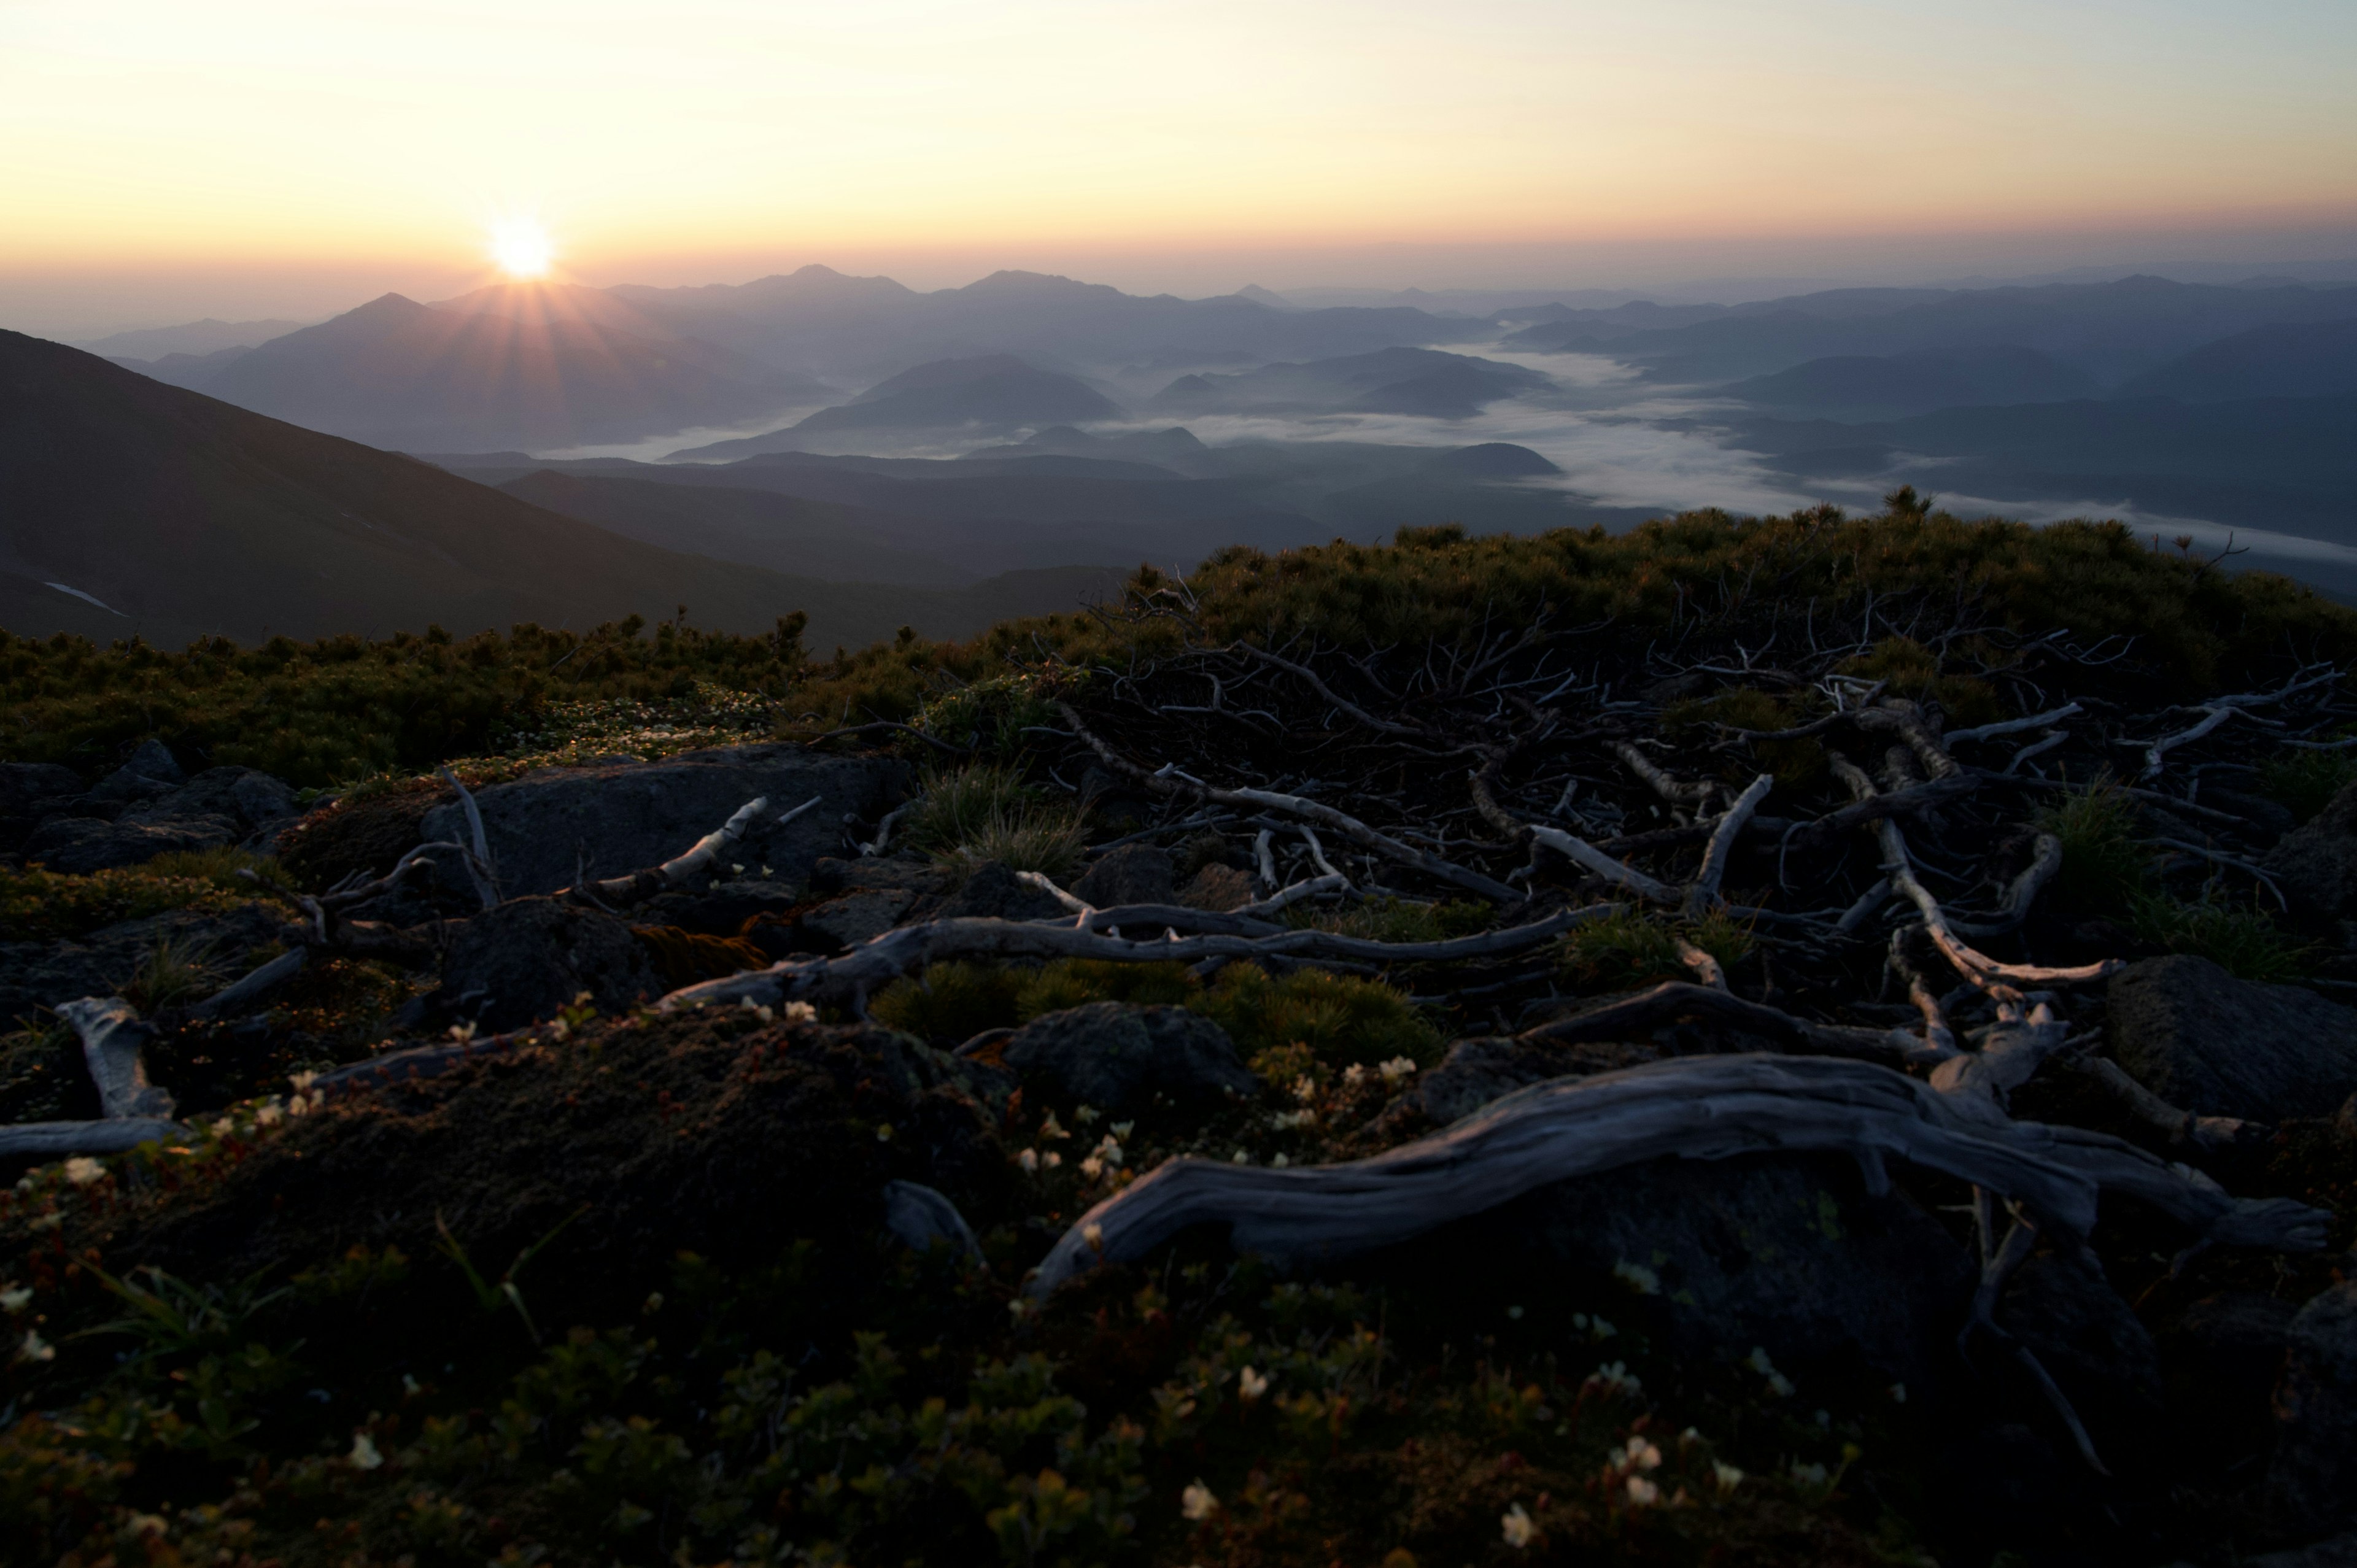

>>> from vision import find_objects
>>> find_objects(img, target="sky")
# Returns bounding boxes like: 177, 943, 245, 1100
6, 0, 2357, 336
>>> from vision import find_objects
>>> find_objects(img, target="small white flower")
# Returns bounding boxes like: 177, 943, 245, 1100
781, 1001, 816, 1023
1889, 1382, 1906, 1404
730, 863, 745, 875
1614, 1437, 1661, 1471
1083, 1223, 1105, 1251
0, 1286, 31, 1312
62, 1157, 105, 1186
1181, 1481, 1220, 1521
1237, 1365, 1269, 1401
1017, 1148, 1039, 1173
17, 1329, 55, 1363
1110, 1121, 1135, 1138
761, 866, 773, 878
1589, 1316, 1618, 1339
1585, 1361, 1641, 1397
347, 1431, 384, 1469
1231, 1149, 1250, 1164
1377, 1056, 1418, 1084
1074, 1105, 1099, 1125
252, 1101, 285, 1127
288, 1070, 319, 1093
1748, 1346, 1795, 1398
1790, 1460, 1829, 1488
1625, 1476, 1659, 1507
1269, 1152, 1288, 1168
1039, 1112, 1069, 1141
875, 1122, 894, 1142
1094, 1136, 1124, 1167
1291, 1075, 1318, 1104
448, 1021, 478, 1043
1501, 1502, 1535, 1548
549, 1016, 571, 1040
1713, 1461, 1744, 1493
1042, 1151, 1062, 1169
1342, 1063, 1368, 1087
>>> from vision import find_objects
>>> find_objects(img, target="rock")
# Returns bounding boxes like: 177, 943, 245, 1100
429, 897, 666, 1032
883, 1179, 983, 1261
1073, 844, 1175, 908
2267, 778, 2357, 917
20, 814, 238, 874
0, 902, 297, 1025
2208, 787, 2299, 840
810, 855, 950, 897
87, 739, 184, 803
2108, 956, 2357, 1122
1414, 1035, 1663, 1126
125, 766, 298, 836
1363, 1151, 1977, 1393
2270, 1281, 2357, 1534
938, 860, 1069, 922
419, 745, 910, 899
1002, 1002, 1255, 1113
801, 888, 916, 950
0, 762, 82, 814
637, 879, 803, 937
1994, 1246, 2165, 1463
2160, 1291, 2299, 1466
1180, 863, 1254, 912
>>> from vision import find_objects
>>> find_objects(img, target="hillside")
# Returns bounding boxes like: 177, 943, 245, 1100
1153, 346, 1549, 418
1721, 346, 2099, 419
2113, 316, 2357, 402
0, 332, 1107, 650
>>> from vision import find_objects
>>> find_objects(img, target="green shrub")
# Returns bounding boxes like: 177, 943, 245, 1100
0, 862, 247, 941
869, 961, 1028, 1044
2261, 744, 2357, 822
1290, 897, 1492, 944
1019, 959, 1198, 1019
905, 763, 1086, 879
1193, 963, 1442, 1070
1665, 687, 1827, 786
2132, 895, 2309, 983
2037, 780, 2153, 914
1556, 907, 1754, 991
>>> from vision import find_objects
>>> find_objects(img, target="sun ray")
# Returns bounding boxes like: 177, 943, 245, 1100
488, 216, 554, 279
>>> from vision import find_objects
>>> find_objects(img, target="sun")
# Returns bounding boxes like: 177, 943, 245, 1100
488, 217, 554, 279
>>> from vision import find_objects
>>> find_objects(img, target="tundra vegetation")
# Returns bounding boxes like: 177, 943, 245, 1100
4, 501, 2357, 1567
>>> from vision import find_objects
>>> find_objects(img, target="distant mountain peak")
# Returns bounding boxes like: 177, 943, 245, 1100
1234, 285, 1291, 309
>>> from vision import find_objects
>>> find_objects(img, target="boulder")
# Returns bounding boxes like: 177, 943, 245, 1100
1361, 1151, 1978, 1394
2108, 956, 2357, 1122
1180, 863, 1255, 912
2267, 778, 2357, 917
1992, 1246, 2165, 1464
0, 902, 297, 1026
20, 814, 237, 874
1412, 1035, 1662, 1127
938, 860, 1070, 922
125, 766, 298, 836
418, 745, 910, 900
810, 854, 950, 897
1072, 844, 1175, 908
429, 897, 665, 1032
2159, 1291, 2299, 1466
86, 739, 184, 804
0, 762, 82, 815
1002, 1002, 1255, 1113
2270, 1281, 2357, 1534
801, 888, 917, 950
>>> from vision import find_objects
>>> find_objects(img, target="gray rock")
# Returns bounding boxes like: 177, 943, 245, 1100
939, 860, 1069, 922
0, 762, 82, 814
1003, 1002, 1255, 1114
1073, 844, 1175, 908
1413, 1035, 1664, 1127
2108, 956, 2357, 1122
20, 814, 238, 874
801, 888, 916, 949
811, 855, 950, 897
1180, 863, 1254, 912
125, 766, 298, 835
430, 897, 665, 1032
1993, 1246, 2165, 1461
87, 739, 184, 803
2270, 1281, 2357, 1534
419, 745, 910, 899
882, 1179, 982, 1262
2268, 778, 2357, 917
0, 902, 296, 1024
1374, 1151, 1977, 1392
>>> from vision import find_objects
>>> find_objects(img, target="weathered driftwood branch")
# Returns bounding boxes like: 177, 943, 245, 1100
1523, 980, 1941, 1068
1528, 826, 1679, 903
56, 998, 176, 1119
567, 795, 798, 908
188, 948, 307, 1020
1945, 703, 2084, 745
438, 767, 500, 910
1059, 701, 1519, 901
2067, 1053, 2262, 1151
1613, 742, 1717, 805
1234, 642, 1427, 739
659, 905, 1612, 1011
0, 1118, 185, 1162
1028, 1053, 2329, 1298
1684, 772, 1773, 916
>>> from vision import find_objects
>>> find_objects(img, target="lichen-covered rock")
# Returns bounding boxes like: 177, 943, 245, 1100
419, 745, 909, 899
2108, 956, 2357, 1122
1002, 1002, 1254, 1113
430, 897, 665, 1031
2270, 1281, 2357, 1534
85, 739, 184, 804
2266, 777, 2357, 917
20, 814, 238, 874
1412, 1034, 1662, 1126
938, 860, 1069, 922
125, 766, 298, 837
1072, 844, 1175, 908
801, 888, 916, 950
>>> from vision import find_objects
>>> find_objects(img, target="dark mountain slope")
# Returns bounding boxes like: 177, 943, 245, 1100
1155, 347, 1549, 417
2113, 317, 2357, 403
0, 333, 1099, 649
1721, 346, 2099, 419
